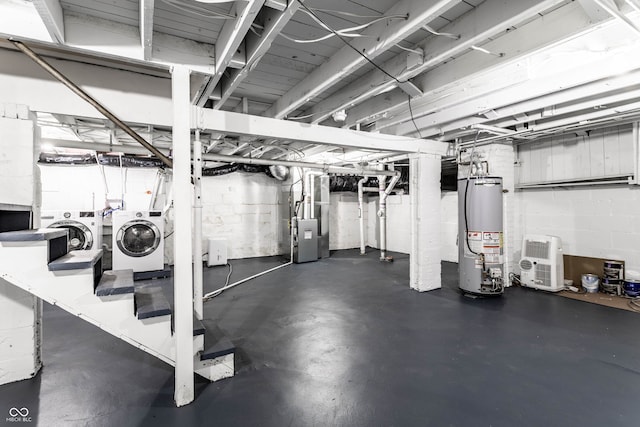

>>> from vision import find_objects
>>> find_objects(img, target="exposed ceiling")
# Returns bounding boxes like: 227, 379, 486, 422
2, 0, 640, 164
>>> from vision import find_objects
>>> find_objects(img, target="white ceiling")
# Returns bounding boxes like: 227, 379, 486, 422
2, 0, 640, 164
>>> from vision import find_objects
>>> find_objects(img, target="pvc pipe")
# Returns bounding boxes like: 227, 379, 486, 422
193, 130, 204, 320
11, 40, 173, 169
203, 215, 295, 300
378, 175, 387, 260
358, 177, 368, 255
377, 172, 401, 260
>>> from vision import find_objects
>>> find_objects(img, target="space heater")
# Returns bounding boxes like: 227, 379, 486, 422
519, 234, 564, 292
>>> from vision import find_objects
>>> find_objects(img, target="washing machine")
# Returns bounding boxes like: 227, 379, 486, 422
41, 210, 103, 251
112, 210, 164, 273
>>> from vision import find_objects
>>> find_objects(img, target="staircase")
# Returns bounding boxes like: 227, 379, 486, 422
0, 227, 234, 383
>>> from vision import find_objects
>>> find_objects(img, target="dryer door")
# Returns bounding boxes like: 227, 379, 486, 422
50, 220, 93, 250
116, 220, 161, 257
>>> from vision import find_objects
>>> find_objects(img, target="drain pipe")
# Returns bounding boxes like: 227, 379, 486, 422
11, 40, 173, 169
378, 171, 401, 261
358, 177, 368, 255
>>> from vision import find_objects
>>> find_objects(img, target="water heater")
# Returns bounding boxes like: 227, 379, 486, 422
458, 176, 504, 295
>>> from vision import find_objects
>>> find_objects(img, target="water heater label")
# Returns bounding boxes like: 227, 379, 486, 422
465, 231, 503, 263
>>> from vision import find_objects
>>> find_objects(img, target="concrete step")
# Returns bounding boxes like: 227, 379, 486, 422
96, 269, 134, 296
135, 286, 171, 320
201, 326, 235, 361
48, 249, 103, 271
193, 317, 206, 337
0, 228, 69, 263
0, 228, 67, 242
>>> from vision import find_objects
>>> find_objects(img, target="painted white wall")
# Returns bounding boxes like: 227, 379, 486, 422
200, 172, 285, 259
515, 186, 640, 276
329, 193, 366, 250
0, 113, 42, 385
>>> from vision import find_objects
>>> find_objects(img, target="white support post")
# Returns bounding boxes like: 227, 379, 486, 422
0, 109, 43, 385
410, 153, 442, 291
171, 66, 194, 407
193, 130, 204, 320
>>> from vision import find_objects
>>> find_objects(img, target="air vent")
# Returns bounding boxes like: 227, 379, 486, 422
520, 259, 533, 270
525, 240, 550, 259
535, 264, 552, 286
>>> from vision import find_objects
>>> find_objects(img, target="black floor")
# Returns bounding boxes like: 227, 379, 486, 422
2, 249, 640, 426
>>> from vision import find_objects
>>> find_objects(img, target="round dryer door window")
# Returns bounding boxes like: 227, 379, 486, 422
50, 221, 93, 251
116, 220, 161, 257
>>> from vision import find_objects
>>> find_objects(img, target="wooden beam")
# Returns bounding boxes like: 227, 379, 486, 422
194, 108, 448, 154
263, 0, 463, 119
171, 65, 194, 407
213, 2, 301, 109
140, 0, 154, 61
194, 0, 265, 106
32, 0, 65, 43
304, 0, 569, 126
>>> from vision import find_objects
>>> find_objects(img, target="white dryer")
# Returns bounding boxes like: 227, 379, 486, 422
112, 210, 164, 273
41, 210, 103, 251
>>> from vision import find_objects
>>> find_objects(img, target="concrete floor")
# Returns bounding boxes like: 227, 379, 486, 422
1, 249, 640, 426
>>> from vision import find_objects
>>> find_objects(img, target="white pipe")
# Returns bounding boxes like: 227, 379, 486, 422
377, 171, 401, 260
193, 130, 204, 320
203, 215, 295, 300
358, 177, 368, 255
378, 175, 387, 260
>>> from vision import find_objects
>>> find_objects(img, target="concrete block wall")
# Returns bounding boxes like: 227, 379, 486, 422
516, 185, 640, 277
440, 192, 458, 262
200, 172, 285, 259
329, 193, 368, 250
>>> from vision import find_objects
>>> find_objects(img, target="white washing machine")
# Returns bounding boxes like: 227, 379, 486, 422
41, 210, 103, 251
112, 210, 164, 273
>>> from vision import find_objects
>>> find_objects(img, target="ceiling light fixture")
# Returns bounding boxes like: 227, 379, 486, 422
332, 109, 347, 122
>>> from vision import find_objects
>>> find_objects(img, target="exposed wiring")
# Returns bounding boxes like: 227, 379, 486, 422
628, 298, 640, 312
395, 42, 423, 55
407, 95, 423, 138
159, 0, 235, 19
295, 0, 423, 134
310, 7, 404, 19
508, 272, 521, 286
280, 13, 405, 44
279, 32, 369, 44
422, 25, 460, 40
202, 263, 233, 301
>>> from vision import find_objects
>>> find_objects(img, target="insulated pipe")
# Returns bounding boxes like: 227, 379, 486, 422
358, 177, 368, 255
193, 130, 204, 320
41, 138, 402, 177
11, 40, 174, 169
378, 172, 401, 261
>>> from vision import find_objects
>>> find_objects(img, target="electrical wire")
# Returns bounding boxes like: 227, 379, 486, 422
202, 263, 233, 301
295, 0, 424, 135
310, 7, 404, 19
279, 32, 368, 44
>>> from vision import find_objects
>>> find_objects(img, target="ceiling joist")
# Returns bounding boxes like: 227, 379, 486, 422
194, 0, 266, 107
264, 0, 464, 119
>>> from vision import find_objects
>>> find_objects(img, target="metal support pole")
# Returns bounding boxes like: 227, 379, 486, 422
193, 130, 204, 320
171, 66, 194, 407
10, 40, 173, 169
